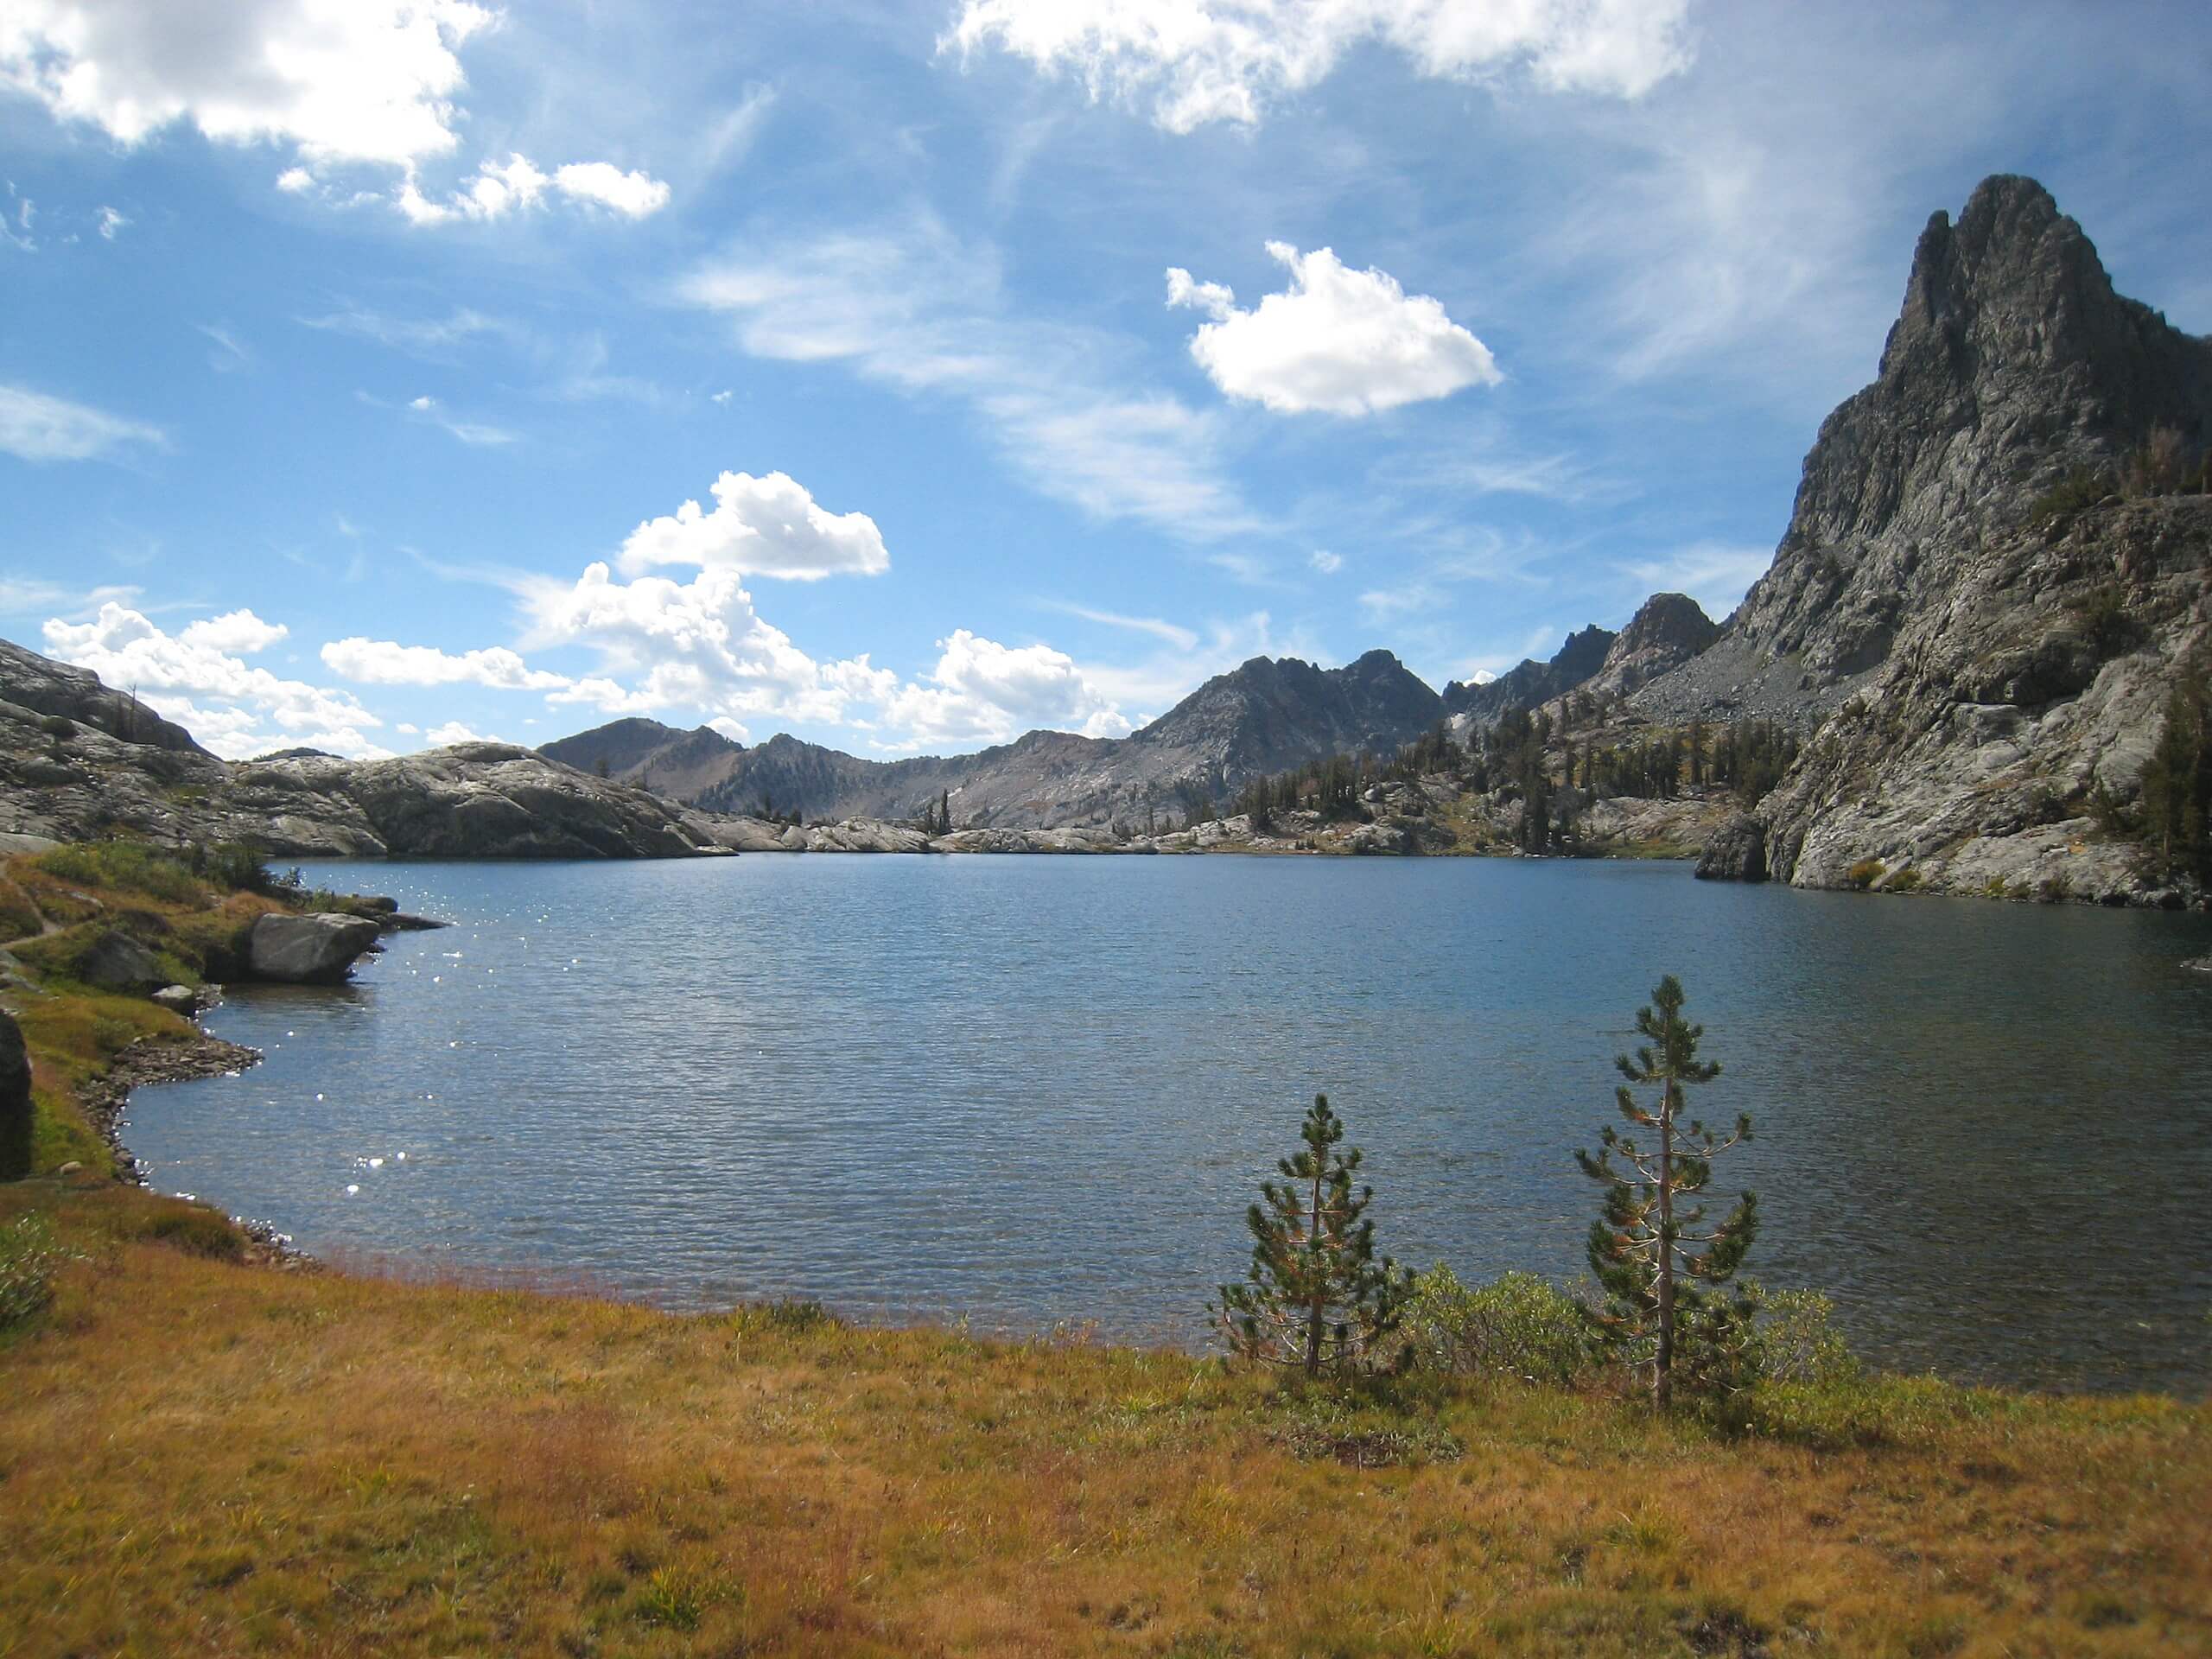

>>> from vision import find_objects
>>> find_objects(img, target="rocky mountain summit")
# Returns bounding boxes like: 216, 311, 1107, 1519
1675, 175, 2212, 900
1582, 594, 1719, 702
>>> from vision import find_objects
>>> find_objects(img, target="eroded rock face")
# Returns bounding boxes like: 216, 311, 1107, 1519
1695, 816, 1769, 883
247, 913, 384, 985
1635, 175, 2212, 904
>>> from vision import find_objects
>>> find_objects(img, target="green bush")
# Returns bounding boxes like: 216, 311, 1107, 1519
0, 1213, 69, 1328
0, 876, 41, 944
2026, 466, 2114, 528
1884, 867, 1922, 893
1743, 1285, 1859, 1387
188, 842, 276, 894
2069, 583, 2140, 658
1399, 1266, 1596, 1386
1845, 857, 1886, 890
36, 842, 203, 906
135, 1202, 245, 1261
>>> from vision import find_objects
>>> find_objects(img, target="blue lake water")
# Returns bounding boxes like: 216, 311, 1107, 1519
124, 855, 2212, 1393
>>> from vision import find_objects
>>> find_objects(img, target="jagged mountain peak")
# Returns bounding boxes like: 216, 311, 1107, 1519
1717, 173, 2212, 689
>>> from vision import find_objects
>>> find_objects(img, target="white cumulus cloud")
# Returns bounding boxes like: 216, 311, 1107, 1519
1167, 243, 1499, 415
0, 382, 165, 462
395, 152, 671, 226
521, 563, 891, 729
180, 608, 288, 655
619, 470, 891, 582
944, 0, 1692, 131
551, 161, 671, 218
41, 601, 386, 759
0, 0, 493, 167
1, 3, 669, 227
321, 638, 569, 691
879, 629, 1130, 750
424, 720, 493, 746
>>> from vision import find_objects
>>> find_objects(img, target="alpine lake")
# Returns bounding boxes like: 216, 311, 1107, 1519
125, 854, 2212, 1395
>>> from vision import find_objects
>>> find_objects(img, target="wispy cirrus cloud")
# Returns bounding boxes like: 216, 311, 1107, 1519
0, 382, 166, 462
677, 217, 1262, 540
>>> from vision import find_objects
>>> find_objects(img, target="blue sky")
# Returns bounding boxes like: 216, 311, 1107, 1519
3, 0, 2209, 760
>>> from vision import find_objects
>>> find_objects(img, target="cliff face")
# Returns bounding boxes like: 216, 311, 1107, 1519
1732, 175, 2211, 683
1676, 175, 2212, 900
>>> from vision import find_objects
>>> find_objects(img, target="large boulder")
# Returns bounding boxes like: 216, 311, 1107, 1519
247, 912, 382, 985
1695, 815, 1770, 882
0, 1007, 30, 1180
76, 928, 162, 992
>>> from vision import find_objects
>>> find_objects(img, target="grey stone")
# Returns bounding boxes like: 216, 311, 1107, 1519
152, 984, 200, 1014
77, 929, 162, 992
1695, 815, 1770, 882
247, 912, 382, 985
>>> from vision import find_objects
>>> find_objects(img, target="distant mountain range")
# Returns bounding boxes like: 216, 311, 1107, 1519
541, 599, 1744, 830
543, 647, 1470, 830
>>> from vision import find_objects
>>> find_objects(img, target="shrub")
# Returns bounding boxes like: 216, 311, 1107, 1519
2069, 583, 2140, 658
1399, 1266, 1595, 1386
2123, 426, 2190, 498
0, 876, 41, 944
189, 841, 276, 894
36, 842, 203, 906
1743, 1285, 1859, 1387
1845, 857, 1886, 890
2026, 466, 2113, 528
0, 1213, 69, 1328
135, 1201, 245, 1261
1884, 867, 1922, 893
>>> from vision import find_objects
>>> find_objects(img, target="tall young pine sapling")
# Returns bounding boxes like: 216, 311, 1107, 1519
1215, 1093, 1407, 1376
1577, 976, 1758, 1408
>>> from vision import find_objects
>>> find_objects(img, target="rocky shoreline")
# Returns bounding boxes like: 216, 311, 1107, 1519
85, 1022, 322, 1271
83, 1027, 261, 1187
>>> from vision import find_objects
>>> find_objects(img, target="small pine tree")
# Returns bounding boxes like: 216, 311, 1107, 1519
1577, 976, 1757, 1408
1215, 1093, 1408, 1376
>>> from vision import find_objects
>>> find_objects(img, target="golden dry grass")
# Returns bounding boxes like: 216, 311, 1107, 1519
0, 1192, 2205, 1659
